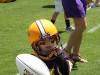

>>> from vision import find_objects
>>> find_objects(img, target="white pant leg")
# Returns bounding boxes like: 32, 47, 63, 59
55, 0, 64, 13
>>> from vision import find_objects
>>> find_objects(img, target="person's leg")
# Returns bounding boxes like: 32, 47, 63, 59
51, 0, 62, 24
51, 12, 59, 24
72, 17, 87, 54
96, 0, 100, 3
90, 0, 100, 7
95, 0, 100, 7
64, 12, 75, 32
62, 0, 87, 62
65, 17, 87, 62
64, 13, 70, 28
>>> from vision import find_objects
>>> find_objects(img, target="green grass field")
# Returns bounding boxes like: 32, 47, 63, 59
0, 0, 100, 75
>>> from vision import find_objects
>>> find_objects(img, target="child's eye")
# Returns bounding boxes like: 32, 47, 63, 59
39, 42, 45, 45
51, 40, 55, 43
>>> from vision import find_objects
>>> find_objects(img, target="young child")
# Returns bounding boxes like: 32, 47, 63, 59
28, 19, 72, 75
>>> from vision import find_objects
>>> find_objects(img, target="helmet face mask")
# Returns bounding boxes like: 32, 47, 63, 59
40, 32, 50, 40
31, 33, 62, 56
28, 19, 63, 57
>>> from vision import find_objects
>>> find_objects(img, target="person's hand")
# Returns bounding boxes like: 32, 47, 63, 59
54, 48, 62, 56
86, 0, 94, 4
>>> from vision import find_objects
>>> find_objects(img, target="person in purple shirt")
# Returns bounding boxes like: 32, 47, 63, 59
62, 0, 92, 63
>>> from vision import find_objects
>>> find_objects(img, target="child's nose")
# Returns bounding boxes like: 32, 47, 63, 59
46, 40, 52, 45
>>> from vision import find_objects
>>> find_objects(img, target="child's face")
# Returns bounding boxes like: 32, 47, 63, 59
38, 37, 55, 51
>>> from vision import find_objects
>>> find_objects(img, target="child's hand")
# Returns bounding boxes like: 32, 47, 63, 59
54, 48, 62, 56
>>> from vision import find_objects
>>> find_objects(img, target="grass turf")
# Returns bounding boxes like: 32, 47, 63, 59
0, 0, 100, 75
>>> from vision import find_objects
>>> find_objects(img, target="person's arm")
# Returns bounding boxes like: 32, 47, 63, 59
55, 51, 71, 75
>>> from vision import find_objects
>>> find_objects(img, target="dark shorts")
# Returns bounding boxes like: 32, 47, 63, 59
62, 0, 87, 18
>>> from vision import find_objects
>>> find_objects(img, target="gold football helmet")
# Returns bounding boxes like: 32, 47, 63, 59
28, 19, 62, 59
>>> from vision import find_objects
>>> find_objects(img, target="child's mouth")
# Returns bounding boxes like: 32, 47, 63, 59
46, 46, 52, 49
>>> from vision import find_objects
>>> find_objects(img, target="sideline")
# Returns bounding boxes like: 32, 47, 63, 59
87, 24, 100, 33
63, 43, 67, 48
16, 73, 20, 75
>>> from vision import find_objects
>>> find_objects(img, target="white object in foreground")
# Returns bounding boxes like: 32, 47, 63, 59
16, 54, 50, 75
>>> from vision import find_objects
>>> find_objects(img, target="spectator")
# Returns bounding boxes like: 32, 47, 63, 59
51, 0, 75, 32
62, 0, 89, 63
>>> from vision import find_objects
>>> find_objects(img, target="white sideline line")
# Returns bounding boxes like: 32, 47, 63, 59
87, 24, 100, 33
63, 43, 67, 48
16, 73, 20, 75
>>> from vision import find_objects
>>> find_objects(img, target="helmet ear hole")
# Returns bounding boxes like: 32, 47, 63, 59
31, 42, 40, 51
53, 33, 60, 44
